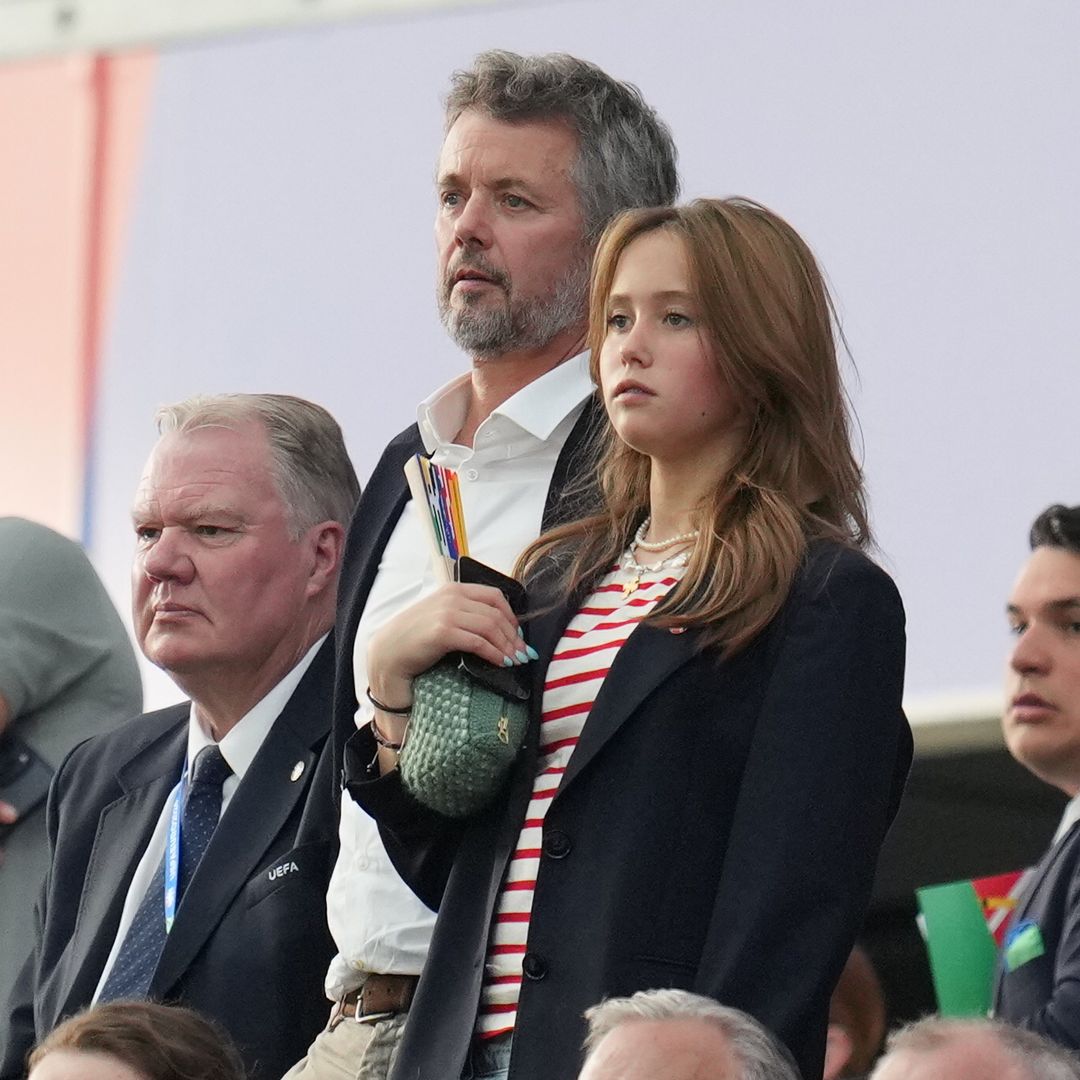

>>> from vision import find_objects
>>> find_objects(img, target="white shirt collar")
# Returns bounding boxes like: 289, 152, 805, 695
185, 634, 327, 781
417, 352, 593, 454
1053, 790, 1080, 845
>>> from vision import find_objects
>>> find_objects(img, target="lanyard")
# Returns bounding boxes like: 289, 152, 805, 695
163, 772, 186, 933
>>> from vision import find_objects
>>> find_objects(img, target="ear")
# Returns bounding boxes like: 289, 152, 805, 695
302, 520, 346, 599
823, 1023, 854, 1080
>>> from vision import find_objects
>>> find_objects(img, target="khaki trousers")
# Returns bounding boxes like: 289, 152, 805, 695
281, 1012, 407, 1080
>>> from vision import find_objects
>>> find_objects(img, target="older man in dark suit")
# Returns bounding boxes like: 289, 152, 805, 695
0, 394, 359, 1080
994, 503, 1080, 1049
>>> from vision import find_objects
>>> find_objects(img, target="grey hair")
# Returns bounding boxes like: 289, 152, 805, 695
155, 393, 360, 537
445, 50, 679, 243
877, 1017, 1080, 1080
583, 989, 799, 1080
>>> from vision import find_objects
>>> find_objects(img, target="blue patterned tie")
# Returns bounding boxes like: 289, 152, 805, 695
99, 745, 231, 1001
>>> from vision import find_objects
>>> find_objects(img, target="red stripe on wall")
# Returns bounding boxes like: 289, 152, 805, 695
80, 57, 109, 487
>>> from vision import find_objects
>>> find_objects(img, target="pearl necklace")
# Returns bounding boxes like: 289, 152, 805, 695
632, 517, 700, 553
620, 539, 693, 598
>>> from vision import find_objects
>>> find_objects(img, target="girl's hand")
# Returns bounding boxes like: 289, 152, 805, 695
367, 582, 532, 719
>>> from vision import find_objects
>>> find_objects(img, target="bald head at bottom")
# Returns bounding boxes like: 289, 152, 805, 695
579, 1018, 743, 1080
871, 1033, 1033, 1080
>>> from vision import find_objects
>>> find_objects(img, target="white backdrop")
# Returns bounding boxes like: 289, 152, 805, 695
87, 0, 1080, 714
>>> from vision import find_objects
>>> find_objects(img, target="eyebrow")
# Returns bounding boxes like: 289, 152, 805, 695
436, 171, 547, 200
1006, 598, 1080, 616
607, 290, 696, 306
131, 505, 245, 526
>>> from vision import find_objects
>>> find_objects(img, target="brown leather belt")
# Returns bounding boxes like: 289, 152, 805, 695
331, 974, 418, 1027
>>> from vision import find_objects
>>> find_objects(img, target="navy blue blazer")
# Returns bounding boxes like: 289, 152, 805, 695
0, 639, 339, 1080
994, 820, 1080, 1048
346, 541, 912, 1080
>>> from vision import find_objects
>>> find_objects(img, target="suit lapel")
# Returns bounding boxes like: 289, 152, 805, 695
59, 711, 188, 1014
332, 428, 423, 777
1014, 822, 1079, 924
527, 598, 700, 797
561, 623, 699, 793
993, 821, 1080, 1007
151, 641, 334, 996
336, 428, 423, 658
541, 394, 603, 532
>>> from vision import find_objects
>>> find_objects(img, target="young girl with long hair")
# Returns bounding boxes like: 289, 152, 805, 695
349, 198, 911, 1080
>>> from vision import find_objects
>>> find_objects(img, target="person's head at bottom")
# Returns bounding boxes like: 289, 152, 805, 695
27, 1001, 247, 1080
869, 1017, 1080, 1080
577, 989, 800, 1080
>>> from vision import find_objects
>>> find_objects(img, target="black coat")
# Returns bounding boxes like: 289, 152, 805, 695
0, 640, 339, 1080
346, 542, 912, 1080
994, 820, 1080, 1048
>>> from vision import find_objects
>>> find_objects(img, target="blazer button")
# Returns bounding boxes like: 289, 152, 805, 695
522, 952, 547, 981
544, 830, 571, 859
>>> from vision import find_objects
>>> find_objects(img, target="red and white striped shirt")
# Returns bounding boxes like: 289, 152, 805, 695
476, 559, 687, 1038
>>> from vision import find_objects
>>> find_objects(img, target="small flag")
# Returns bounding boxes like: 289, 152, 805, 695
916, 869, 1024, 1016
972, 870, 1025, 946
403, 456, 469, 583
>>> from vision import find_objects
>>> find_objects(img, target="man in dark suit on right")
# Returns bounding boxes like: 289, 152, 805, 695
995, 502, 1080, 1049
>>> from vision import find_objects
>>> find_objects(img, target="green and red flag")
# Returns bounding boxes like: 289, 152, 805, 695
916, 870, 1024, 1016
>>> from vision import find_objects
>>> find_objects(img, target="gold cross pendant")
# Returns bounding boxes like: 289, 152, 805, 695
622, 575, 640, 597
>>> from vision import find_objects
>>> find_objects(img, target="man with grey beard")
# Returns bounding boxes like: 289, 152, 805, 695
283, 49, 678, 1080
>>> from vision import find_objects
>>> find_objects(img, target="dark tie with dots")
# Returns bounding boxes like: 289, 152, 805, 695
99, 745, 232, 1001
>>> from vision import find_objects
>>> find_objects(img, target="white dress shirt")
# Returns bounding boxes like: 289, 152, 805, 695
323, 354, 593, 1000
1052, 791, 1080, 845
92, 635, 327, 1000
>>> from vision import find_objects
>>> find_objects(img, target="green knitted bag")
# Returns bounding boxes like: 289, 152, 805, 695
400, 657, 529, 818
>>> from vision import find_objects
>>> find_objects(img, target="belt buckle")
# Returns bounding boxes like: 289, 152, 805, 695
355, 1009, 394, 1026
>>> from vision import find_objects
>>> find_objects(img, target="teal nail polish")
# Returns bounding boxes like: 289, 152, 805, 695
502, 656, 514, 667
525, 645, 539, 661
515, 650, 529, 664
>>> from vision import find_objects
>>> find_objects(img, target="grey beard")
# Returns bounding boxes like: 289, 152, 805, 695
438, 257, 590, 360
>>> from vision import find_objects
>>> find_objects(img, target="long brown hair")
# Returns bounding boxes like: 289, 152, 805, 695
517, 198, 869, 656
